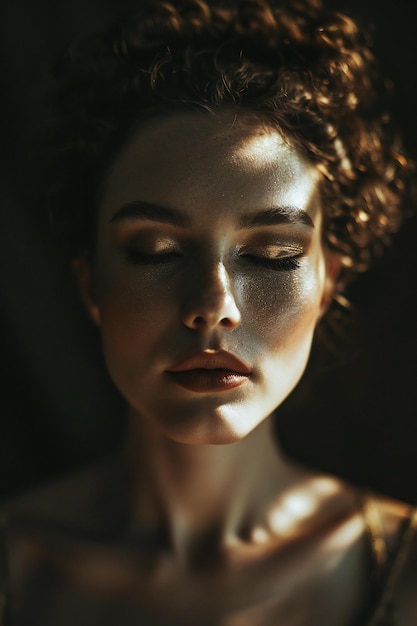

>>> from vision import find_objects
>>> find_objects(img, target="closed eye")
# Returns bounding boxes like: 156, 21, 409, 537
241, 254, 303, 271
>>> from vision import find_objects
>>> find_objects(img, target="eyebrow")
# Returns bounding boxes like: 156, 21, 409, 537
240, 207, 314, 229
110, 201, 191, 227
110, 201, 314, 229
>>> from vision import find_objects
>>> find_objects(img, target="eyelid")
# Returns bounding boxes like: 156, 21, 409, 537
122, 235, 182, 254
240, 253, 303, 272
238, 243, 304, 258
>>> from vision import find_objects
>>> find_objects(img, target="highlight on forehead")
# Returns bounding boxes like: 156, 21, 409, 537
100, 107, 318, 204
233, 131, 289, 163
229, 120, 318, 184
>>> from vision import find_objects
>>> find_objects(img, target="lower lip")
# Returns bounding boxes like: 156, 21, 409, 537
166, 369, 250, 393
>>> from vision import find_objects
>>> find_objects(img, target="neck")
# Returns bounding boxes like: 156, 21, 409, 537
126, 410, 311, 564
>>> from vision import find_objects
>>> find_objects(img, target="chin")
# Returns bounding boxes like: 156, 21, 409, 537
139, 403, 267, 446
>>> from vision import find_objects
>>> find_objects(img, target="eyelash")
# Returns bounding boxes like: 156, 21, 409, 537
241, 254, 302, 271
124, 249, 303, 271
124, 250, 181, 265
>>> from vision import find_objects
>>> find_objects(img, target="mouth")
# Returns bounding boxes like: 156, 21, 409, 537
166, 350, 252, 393
166, 369, 250, 393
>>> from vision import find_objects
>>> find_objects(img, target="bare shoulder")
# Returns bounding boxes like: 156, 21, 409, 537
6, 451, 131, 536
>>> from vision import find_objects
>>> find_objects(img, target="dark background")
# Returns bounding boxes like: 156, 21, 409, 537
0, 0, 416, 503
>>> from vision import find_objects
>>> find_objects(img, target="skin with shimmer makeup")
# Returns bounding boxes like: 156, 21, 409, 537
83, 112, 335, 445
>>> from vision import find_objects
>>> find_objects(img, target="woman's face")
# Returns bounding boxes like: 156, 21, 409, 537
81, 111, 337, 445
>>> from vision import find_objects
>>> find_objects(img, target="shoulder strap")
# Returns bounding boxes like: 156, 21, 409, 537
361, 496, 389, 578
366, 506, 417, 625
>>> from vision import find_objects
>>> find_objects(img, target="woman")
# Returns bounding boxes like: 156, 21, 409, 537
5, 0, 417, 624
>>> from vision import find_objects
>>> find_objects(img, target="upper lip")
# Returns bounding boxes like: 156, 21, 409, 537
167, 350, 252, 374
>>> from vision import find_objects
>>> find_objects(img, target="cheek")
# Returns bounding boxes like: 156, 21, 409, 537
239, 266, 324, 407
240, 264, 323, 355
94, 262, 177, 366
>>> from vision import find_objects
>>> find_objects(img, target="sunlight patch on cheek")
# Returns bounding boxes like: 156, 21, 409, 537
283, 268, 325, 336
263, 295, 319, 363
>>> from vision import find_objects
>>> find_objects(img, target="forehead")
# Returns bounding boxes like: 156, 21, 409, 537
99, 111, 320, 221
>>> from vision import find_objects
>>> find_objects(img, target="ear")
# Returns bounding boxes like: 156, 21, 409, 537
72, 256, 101, 326
319, 249, 343, 317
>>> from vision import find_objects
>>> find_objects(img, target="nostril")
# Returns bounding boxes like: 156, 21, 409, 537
181, 270, 242, 331
192, 315, 206, 329
220, 317, 236, 330
185, 312, 240, 331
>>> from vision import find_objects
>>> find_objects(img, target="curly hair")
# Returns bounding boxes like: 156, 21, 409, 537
47, 0, 414, 310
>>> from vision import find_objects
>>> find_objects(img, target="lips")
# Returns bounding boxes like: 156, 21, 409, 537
166, 350, 252, 393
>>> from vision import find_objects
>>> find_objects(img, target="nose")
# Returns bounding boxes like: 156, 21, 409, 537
181, 261, 241, 332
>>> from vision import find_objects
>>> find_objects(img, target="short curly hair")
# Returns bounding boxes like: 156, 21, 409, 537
47, 0, 414, 298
